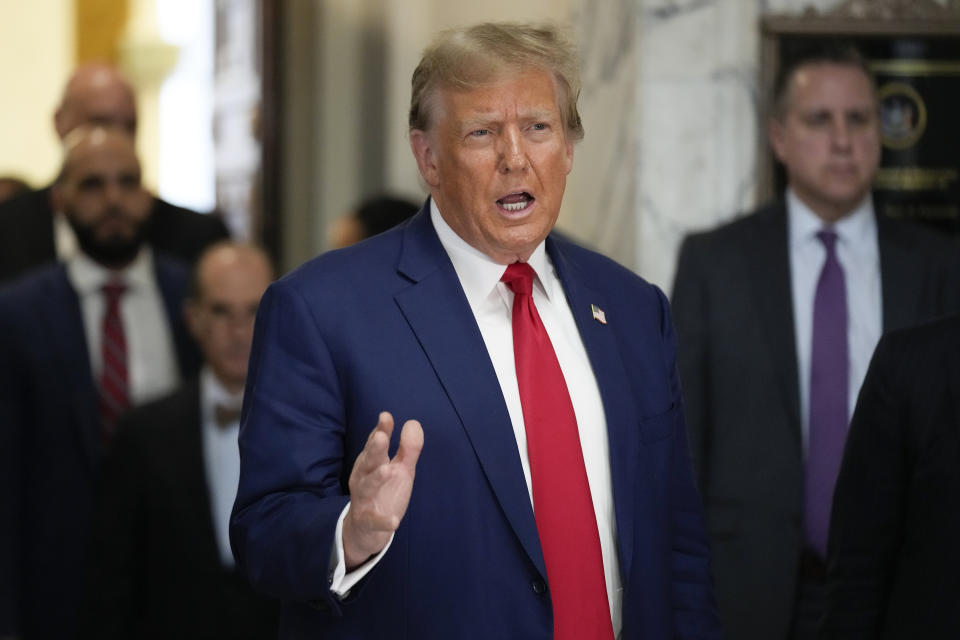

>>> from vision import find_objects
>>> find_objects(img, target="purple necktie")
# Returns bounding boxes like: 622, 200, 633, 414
805, 229, 848, 557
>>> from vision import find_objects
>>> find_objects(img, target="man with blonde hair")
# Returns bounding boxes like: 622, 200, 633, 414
232, 22, 722, 639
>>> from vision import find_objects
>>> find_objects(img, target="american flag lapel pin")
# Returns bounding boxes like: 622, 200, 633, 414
591, 304, 607, 325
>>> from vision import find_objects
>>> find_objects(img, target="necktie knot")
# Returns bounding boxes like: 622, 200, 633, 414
501, 262, 535, 296
214, 403, 242, 429
816, 229, 838, 254
102, 281, 127, 302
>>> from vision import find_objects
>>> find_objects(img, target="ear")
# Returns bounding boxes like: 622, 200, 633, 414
53, 107, 70, 141
768, 117, 787, 164
183, 301, 202, 342
50, 182, 65, 214
563, 139, 574, 175
409, 129, 440, 187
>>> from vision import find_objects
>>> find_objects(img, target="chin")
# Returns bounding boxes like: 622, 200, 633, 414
828, 190, 869, 208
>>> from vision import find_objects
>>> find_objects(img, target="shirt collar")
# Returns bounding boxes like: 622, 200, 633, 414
786, 188, 875, 249
430, 199, 554, 314
65, 245, 155, 297
201, 366, 244, 414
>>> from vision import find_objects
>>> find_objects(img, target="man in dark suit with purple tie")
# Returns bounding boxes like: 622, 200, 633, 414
671, 42, 960, 640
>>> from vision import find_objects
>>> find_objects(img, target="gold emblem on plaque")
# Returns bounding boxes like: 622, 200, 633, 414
878, 82, 927, 150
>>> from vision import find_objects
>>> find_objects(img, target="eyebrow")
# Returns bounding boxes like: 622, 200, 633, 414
460, 108, 558, 126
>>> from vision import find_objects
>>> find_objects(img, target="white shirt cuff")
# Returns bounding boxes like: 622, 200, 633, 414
329, 502, 394, 597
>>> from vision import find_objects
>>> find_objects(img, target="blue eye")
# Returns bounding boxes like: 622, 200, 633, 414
532, 123, 547, 130
470, 129, 489, 137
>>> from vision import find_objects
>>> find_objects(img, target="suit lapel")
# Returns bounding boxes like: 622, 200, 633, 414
547, 238, 640, 580
45, 267, 102, 469
876, 214, 925, 332
745, 205, 802, 441
170, 381, 226, 568
393, 208, 547, 577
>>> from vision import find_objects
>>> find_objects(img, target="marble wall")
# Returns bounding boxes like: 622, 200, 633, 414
631, 0, 850, 292
562, 0, 641, 272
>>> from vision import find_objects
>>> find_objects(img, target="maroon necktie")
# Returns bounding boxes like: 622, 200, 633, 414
99, 281, 129, 441
501, 262, 613, 640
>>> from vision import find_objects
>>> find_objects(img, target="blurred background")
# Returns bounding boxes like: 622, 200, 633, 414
2, 0, 958, 286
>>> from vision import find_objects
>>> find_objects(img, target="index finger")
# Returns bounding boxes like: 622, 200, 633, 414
355, 411, 395, 473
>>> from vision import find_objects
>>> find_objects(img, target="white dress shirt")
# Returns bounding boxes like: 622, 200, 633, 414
200, 367, 243, 568
787, 189, 882, 454
66, 246, 181, 406
333, 202, 622, 634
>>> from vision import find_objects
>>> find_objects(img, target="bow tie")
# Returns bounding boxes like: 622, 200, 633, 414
213, 403, 242, 429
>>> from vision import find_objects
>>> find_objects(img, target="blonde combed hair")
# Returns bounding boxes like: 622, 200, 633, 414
408, 22, 584, 141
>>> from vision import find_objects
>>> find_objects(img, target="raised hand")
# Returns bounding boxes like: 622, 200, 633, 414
342, 411, 424, 569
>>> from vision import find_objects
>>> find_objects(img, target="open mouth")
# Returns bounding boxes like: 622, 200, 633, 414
497, 192, 534, 212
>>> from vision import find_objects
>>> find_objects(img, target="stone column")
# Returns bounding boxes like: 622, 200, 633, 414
118, 0, 179, 192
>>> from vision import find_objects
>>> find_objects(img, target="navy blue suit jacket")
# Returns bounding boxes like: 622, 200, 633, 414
230, 206, 722, 639
0, 257, 199, 640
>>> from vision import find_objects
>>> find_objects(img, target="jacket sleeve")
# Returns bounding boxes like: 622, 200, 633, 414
670, 234, 710, 491
229, 279, 352, 613
658, 287, 725, 639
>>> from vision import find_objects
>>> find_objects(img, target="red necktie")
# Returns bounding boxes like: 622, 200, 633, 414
99, 280, 129, 441
501, 262, 613, 640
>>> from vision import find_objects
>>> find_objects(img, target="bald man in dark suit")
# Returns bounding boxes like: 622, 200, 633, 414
0, 63, 228, 283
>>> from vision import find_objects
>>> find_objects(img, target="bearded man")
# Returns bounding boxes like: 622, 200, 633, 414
0, 125, 201, 640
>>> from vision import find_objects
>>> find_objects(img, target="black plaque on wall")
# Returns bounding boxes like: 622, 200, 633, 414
868, 39, 960, 234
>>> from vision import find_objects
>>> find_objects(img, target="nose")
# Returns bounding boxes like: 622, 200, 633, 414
103, 179, 124, 206
830, 119, 852, 152
498, 127, 528, 174
228, 312, 257, 340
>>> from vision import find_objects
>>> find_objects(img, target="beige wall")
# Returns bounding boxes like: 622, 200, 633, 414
0, 0, 75, 185
0, 0, 170, 192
